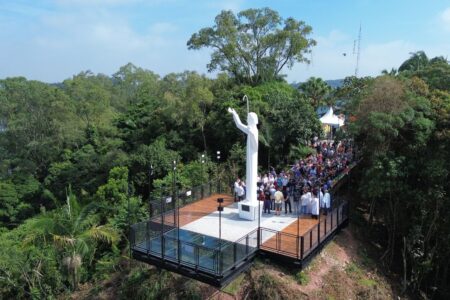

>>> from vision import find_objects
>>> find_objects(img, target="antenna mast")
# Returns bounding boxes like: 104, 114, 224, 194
355, 24, 362, 77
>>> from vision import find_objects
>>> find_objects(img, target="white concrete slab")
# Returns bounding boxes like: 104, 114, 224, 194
181, 202, 300, 242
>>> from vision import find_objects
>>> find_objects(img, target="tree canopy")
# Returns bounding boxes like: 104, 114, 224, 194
187, 8, 316, 85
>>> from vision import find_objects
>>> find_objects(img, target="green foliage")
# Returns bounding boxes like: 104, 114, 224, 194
222, 273, 246, 295
399, 51, 429, 73
348, 54, 450, 297
299, 76, 333, 109
0, 222, 63, 298
294, 270, 310, 285
187, 8, 316, 85
118, 267, 176, 300
96, 166, 129, 205
108, 196, 147, 232
0, 181, 32, 227
345, 262, 364, 279
246, 272, 289, 300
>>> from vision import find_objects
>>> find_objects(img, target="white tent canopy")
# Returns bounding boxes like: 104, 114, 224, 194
320, 106, 344, 127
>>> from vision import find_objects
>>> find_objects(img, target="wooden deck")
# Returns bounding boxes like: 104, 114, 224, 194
152, 194, 234, 227
261, 209, 340, 258
150, 192, 345, 259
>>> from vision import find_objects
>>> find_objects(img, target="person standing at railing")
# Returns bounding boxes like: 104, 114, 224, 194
311, 191, 320, 220
322, 189, 331, 215
274, 188, 284, 216
235, 181, 245, 202
234, 178, 240, 202
269, 184, 276, 210
301, 188, 310, 216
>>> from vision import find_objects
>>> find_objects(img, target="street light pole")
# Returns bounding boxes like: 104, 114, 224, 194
217, 197, 224, 274
149, 164, 154, 218
216, 150, 221, 193
201, 154, 205, 198
243, 94, 249, 115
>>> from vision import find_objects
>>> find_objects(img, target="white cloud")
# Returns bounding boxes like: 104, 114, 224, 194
54, 0, 143, 7
285, 30, 422, 82
207, 0, 243, 13
440, 7, 450, 32
149, 22, 178, 35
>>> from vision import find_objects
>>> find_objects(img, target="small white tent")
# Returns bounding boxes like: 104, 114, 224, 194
319, 107, 344, 139
320, 106, 344, 127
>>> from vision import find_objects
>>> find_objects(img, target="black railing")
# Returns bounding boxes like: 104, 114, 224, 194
130, 223, 259, 277
258, 200, 349, 260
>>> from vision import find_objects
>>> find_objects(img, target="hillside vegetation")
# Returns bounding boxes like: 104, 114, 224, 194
1, 7, 449, 299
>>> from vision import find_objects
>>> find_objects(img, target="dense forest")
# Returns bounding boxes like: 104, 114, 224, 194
1, 8, 449, 299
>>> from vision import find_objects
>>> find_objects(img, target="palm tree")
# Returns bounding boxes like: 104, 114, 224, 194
298, 77, 333, 109
25, 188, 119, 290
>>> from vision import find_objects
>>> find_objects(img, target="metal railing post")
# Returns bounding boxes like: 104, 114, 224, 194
336, 204, 340, 226
301, 236, 304, 259
331, 210, 334, 229
318, 221, 321, 245
233, 243, 237, 265
195, 246, 199, 271
146, 222, 150, 255
246, 235, 249, 255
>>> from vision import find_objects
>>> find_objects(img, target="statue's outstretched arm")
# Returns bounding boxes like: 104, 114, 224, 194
228, 108, 249, 134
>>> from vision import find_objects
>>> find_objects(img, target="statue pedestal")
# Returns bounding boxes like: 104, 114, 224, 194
238, 201, 261, 221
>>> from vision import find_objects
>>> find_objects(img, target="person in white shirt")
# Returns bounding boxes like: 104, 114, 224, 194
234, 178, 240, 202
236, 182, 245, 202
269, 184, 276, 210
306, 190, 312, 214
319, 188, 324, 209
311, 192, 320, 219
300, 191, 309, 215
262, 174, 269, 185
322, 189, 331, 215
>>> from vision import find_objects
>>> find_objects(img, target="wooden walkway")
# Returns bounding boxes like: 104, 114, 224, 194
261, 209, 340, 258
150, 192, 344, 259
152, 194, 234, 227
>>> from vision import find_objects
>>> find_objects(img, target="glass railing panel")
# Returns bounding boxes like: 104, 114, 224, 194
219, 242, 235, 273
179, 241, 197, 266
164, 236, 178, 261
198, 247, 217, 273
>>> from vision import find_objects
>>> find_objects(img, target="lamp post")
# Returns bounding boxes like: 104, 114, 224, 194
216, 150, 221, 193
217, 197, 224, 273
201, 154, 205, 198
243, 94, 249, 115
149, 164, 154, 218
127, 182, 132, 259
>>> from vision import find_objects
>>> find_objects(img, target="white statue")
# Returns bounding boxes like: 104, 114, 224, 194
227, 108, 258, 207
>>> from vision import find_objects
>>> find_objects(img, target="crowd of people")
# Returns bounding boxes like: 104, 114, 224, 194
234, 140, 354, 219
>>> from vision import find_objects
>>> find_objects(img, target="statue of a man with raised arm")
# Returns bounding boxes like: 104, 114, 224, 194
228, 107, 260, 220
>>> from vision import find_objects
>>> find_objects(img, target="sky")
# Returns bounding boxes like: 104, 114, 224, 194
0, 0, 449, 83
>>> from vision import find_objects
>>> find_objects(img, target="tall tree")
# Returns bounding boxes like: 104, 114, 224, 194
25, 189, 118, 290
298, 77, 332, 109
398, 51, 429, 72
187, 8, 316, 85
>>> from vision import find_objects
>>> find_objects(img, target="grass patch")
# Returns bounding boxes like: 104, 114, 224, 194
222, 273, 245, 295
294, 271, 310, 285
359, 278, 377, 287
345, 262, 364, 279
